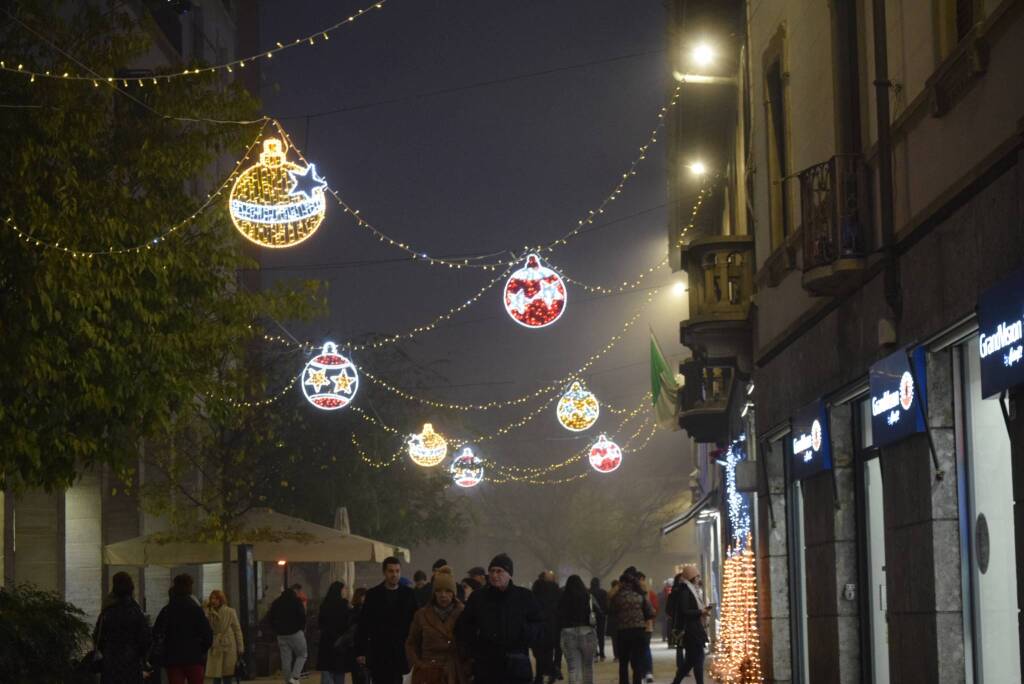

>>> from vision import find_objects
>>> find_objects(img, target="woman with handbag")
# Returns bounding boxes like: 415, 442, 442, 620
404, 566, 468, 684
316, 581, 352, 684
93, 572, 151, 684
204, 590, 244, 684
557, 575, 598, 684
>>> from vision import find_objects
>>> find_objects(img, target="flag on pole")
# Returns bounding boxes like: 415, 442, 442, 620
650, 329, 681, 430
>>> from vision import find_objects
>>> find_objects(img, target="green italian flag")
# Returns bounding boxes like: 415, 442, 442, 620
650, 330, 680, 430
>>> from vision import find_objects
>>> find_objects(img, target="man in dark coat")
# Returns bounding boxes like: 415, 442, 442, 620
456, 553, 545, 684
355, 556, 418, 684
669, 565, 709, 684
530, 571, 562, 684
95, 572, 152, 684
152, 573, 213, 684
589, 577, 609, 661
270, 586, 308, 684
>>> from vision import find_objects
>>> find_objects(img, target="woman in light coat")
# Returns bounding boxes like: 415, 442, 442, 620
404, 566, 468, 684
204, 590, 244, 684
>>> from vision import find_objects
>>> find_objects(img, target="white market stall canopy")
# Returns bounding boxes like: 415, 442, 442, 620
103, 508, 410, 566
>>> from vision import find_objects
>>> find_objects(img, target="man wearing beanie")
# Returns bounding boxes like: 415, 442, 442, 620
456, 553, 545, 683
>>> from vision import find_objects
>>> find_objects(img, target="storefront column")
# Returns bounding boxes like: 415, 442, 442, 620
880, 349, 964, 683
758, 439, 792, 683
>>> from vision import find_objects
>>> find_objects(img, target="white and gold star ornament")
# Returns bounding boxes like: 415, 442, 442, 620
503, 253, 567, 328
407, 423, 448, 467
229, 136, 327, 248
450, 446, 484, 488
588, 434, 622, 473
556, 380, 600, 432
300, 342, 359, 411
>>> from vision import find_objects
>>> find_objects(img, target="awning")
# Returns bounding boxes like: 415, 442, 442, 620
104, 508, 410, 566
660, 489, 717, 536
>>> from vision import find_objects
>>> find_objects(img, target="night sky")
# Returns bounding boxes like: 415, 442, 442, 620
255, 0, 692, 494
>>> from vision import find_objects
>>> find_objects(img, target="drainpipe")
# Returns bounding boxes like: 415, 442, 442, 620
872, 0, 902, 321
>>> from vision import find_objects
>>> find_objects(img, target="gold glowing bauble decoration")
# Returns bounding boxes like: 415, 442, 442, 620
407, 423, 449, 467
229, 137, 327, 248
556, 380, 600, 432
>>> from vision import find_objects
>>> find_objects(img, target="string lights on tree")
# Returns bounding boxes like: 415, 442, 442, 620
556, 380, 600, 432
407, 423, 448, 467
588, 434, 623, 473
229, 136, 327, 248
503, 253, 567, 328
450, 447, 484, 488
300, 342, 359, 411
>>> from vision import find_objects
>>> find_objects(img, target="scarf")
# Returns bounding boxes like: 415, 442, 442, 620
432, 602, 456, 623
683, 579, 705, 610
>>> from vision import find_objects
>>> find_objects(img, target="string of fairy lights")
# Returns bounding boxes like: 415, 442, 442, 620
1, 7, 710, 487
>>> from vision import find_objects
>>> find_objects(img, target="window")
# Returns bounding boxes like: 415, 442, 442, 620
765, 56, 791, 250
937, 0, 982, 59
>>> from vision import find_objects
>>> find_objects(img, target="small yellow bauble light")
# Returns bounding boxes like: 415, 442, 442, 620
556, 380, 600, 432
229, 137, 327, 248
407, 423, 448, 467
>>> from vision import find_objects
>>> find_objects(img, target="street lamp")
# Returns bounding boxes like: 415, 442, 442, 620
277, 559, 288, 588
672, 281, 688, 297
693, 43, 714, 68
689, 161, 707, 176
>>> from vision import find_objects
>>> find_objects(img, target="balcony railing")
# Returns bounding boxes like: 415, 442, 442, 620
799, 154, 870, 282
680, 235, 754, 362
678, 357, 735, 443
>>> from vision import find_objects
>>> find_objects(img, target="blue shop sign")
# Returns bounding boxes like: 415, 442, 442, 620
790, 400, 831, 480
977, 266, 1024, 398
869, 347, 928, 447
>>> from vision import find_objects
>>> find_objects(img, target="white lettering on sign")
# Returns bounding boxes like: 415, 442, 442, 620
980, 321, 1023, 359
872, 390, 900, 416
887, 409, 900, 426
792, 419, 823, 464
1006, 345, 1023, 368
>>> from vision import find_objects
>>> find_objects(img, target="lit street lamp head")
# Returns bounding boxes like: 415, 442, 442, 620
693, 43, 714, 67
689, 161, 707, 176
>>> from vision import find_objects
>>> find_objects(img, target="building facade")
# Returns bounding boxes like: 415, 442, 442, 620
666, 0, 1024, 682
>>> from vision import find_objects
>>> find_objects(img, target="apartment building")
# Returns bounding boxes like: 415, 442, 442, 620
666, 1, 1024, 682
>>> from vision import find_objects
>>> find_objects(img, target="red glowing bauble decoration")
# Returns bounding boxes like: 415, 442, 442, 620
300, 341, 359, 411
588, 434, 622, 473
503, 253, 567, 328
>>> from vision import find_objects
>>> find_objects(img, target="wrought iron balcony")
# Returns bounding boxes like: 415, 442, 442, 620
799, 154, 871, 295
678, 357, 736, 444
680, 235, 754, 365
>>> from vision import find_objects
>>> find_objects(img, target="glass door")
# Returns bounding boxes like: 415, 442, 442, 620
961, 337, 1021, 682
787, 472, 809, 684
857, 397, 890, 683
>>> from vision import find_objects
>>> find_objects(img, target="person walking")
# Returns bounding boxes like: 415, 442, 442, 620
557, 575, 598, 684
607, 580, 620, 663
204, 590, 243, 684
637, 572, 657, 683
608, 571, 653, 684
93, 571, 151, 684
270, 584, 308, 684
316, 581, 352, 684
531, 572, 561, 684
455, 553, 545, 684
347, 588, 369, 684
588, 578, 608, 662
405, 566, 468, 684
416, 558, 454, 607
355, 556, 419, 684
669, 566, 710, 684
152, 574, 213, 684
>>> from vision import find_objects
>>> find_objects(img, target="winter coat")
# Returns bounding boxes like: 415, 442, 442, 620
405, 601, 469, 684
608, 587, 653, 632
455, 581, 544, 683
531, 580, 561, 647
316, 596, 352, 671
204, 604, 243, 678
557, 590, 593, 630
355, 583, 418, 679
670, 584, 708, 645
590, 587, 609, 617
95, 596, 151, 684
270, 589, 306, 636
153, 594, 213, 667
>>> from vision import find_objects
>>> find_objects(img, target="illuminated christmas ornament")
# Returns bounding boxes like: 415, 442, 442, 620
450, 447, 484, 488
503, 253, 567, 328
588, 434, 622, 473
407, 423, 448, 467
556, 380, 600, 432
300, 342, 358, 411
229, 137, 327, 248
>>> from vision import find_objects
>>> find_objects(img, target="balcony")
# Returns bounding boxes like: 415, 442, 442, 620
678, 357, 737, 443
799, 154, 871, 295
680, 235, 754, 368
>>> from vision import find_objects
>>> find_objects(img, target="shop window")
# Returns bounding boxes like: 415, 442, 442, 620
960, 337, 1020, 681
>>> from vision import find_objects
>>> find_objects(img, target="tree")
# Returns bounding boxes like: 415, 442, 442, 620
0, 584, 91, 683
0, 2, 318, 489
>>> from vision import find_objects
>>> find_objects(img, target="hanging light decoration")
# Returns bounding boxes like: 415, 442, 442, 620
503, 253, 567, 328
229, 136, 327, 248
450, 447, 485, 488
556, 380, 600, 432
407, 423, 448, 467
300, 342, 359, 411
588, 434, 622, 473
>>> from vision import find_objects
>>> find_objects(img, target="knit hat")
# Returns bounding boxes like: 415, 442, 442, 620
489, 553, 514, 577
433, 566, 457, 594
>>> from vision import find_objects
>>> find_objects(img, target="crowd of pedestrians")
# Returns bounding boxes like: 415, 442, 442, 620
86, 555, 710, 684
